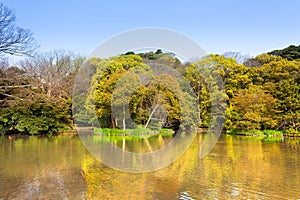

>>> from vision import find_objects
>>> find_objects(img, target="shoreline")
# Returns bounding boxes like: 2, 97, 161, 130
1, 128, 299, 138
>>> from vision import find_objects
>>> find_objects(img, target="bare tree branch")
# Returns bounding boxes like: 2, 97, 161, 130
0, 3, 38, 57
0, 84, 30, 88
21, 50, 84, 99
0, 91, 24, 100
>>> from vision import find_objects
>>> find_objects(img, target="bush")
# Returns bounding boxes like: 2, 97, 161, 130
0, 98, 72, 135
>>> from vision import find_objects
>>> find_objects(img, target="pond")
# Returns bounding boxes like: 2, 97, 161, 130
0, 133, 300, 199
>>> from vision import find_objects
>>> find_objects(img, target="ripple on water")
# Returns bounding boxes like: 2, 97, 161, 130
7, 168, 86, 199
177, 191, 195, 200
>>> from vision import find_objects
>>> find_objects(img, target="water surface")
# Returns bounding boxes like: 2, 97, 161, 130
0, 134, 299, 199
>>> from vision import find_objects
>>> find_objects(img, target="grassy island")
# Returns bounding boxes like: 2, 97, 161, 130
93, 127, 174, 137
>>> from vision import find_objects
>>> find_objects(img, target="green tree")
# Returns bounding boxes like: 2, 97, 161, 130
112, 69, 141, 129
0, 98, 71, 135
93, 55, 150, 128
185, 55, 227, 128
268, 45, 300, 61
131, 74, 183, 130
0, 51, 81, 135
0, 66, 72, 134
272, 78, 300, 133
228, 85, 278, 131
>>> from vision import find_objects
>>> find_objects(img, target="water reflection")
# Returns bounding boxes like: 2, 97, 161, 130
0, 135, 87, 199
0, 134, 300, 199
94, 134, 174, 153
80, 131, 196, 172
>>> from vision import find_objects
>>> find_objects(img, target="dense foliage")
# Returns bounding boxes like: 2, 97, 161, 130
73, 49, 299, 135
0, 51, 83, 134
1, 47, 299, 135
268, 45, 300, 61
75, 53, 197, 131
218, 53, 300, 134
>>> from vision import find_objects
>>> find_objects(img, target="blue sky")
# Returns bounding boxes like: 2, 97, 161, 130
2, 0, 300, 60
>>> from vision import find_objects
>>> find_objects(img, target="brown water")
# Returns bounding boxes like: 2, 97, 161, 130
0, 134, 300, 199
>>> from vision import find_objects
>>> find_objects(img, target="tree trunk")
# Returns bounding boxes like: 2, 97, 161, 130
115, 117, 118, 127
111, 113, 116, 128
197, 104, 201, 128
144, 104, 159, 128
197, 90, 201, 127
122, 104, 126, 130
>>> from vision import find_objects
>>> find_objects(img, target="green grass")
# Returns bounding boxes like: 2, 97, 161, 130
227, 129, 285, 137
262, 130, 285, 136
226, 129, 240, 134
93, 127, 174, 136
262, 137, 283, 143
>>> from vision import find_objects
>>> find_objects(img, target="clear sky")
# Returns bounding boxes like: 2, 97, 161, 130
2, 0, 300, 60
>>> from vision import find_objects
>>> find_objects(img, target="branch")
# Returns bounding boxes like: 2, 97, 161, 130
144, 104, 160, 128
0, 91, 24, 100
0, 84, 30, 88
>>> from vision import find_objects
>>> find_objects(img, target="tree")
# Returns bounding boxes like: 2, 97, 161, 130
0, 94, 72, 135
155, 49, 162, 54
228, 85, 278, 131
0, 50, 82, 135
143, 91, 166, 129
0, 65, 72, 135
223, 53, 300, 133
21, 50, 83, 99
130, 75, 183, 130
185, 55, 229, 128
0, 3, 37, 56
0, 65, 29, 103
185, 60, 210, 127
111, 70, 140, 129
72, 57, 99, 126
223, 52, 250, 64
88, 54, 195, 130
268, 45, 300, 61
93, 55, 150, 128
275, 79, 300, 133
